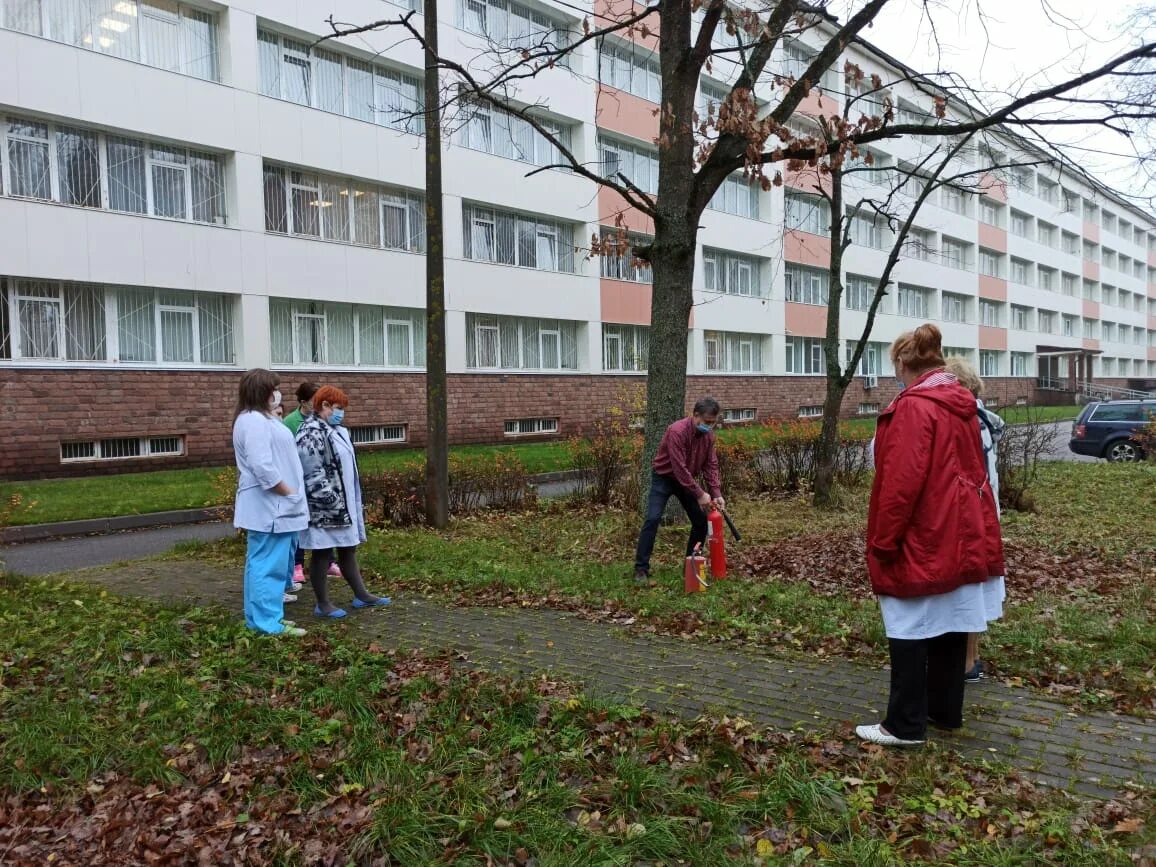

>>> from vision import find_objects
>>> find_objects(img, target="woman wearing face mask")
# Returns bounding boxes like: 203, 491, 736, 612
295, 385, 390, 617
232, 368, 308, 636
857, 325, 1005, 747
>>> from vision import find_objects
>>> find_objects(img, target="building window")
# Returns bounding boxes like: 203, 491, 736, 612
1010, 258, 1032, 285
60, 435, 185, 463
270, 299, 425, 368
979, 350, 1000, 377
466, 313, 579, 370
896, 284, 929, 318
722, 407, 757, 424
1, 116, 226, 224
940, 237, 968, 270
979, 300, 1001, 327
459, 101, 573, 168
1061, 273, 1078, 296
2, 0, 218, 80
858, 402, 880, 416
785, 265, 829, 306
463, 203, 575, 272
784, 192, 829, 236
943, 346, 973, 362
598, 136, 658, 194
978, 249, 1002, 278
460, 0, 572, 54
696, 79, 730, 123
600, 229, 652, 283
708, 173, 759, 219
798, 405, 823, 418
263, 164, 425, 252
846, 209, 887, 250
844, 340, 884, 376
602, 323, 648, 372
598, 38, 660, 101
705, 330, 763, 372
784, 336, 825, 375
941, 292, 968, 323
844, 274, 876, 311
1011, 305, 1031, 331
0, 278, 235, 365
504, 417, 560, 436
1010, 210, 1030, 237
901, 227, 935, 261
1062, 315, 1076, 337
941, 184, 968, 215
1038, 267, 1055, 291
349, 424, 408, 445
1010, 353, 1030, 377
703, 249, 765, 297
258, 29, 424, 133
980, 199, 1001, 226
1038, 310, 1056, 334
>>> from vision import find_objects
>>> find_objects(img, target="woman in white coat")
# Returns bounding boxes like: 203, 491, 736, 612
232, 369, 308, 636
295, 385, 390, 618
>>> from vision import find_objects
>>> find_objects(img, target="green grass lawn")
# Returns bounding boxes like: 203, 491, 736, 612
0, 403, 1081, 527
0, 577, 1148, 864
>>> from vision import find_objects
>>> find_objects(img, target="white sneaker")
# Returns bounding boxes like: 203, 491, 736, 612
281, 626, 306, 637
855, 723, 924, 747
283, 593, 298, 603
280, 619, 296, 627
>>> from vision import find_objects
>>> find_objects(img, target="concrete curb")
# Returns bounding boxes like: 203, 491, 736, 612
1, 469, 591, 545
1, 507, 223, 545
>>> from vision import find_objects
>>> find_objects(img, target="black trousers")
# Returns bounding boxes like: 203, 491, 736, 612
633, 472, 708, 575
883, 631, 967, 740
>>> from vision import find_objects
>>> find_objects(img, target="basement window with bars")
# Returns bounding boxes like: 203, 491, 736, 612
798, 406, 823, 419
504, 417, 559, 436
858, 403, 880, 416
60, 435, 184, 463
722, 408, 756, 424
348, 424, 407, 445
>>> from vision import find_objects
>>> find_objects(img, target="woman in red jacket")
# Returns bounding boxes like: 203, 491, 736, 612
856, 324, 1005, 747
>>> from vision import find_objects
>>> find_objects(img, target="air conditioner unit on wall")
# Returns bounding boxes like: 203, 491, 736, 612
863, 375, 879, 390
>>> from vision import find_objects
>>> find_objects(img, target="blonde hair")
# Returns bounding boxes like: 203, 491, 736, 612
944, 356, 983, 397
890, 323, 945, 374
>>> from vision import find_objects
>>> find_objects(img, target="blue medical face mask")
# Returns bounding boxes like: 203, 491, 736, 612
696, 422, 714, 434
328, 408, 345, 426
895, 377, 906, 391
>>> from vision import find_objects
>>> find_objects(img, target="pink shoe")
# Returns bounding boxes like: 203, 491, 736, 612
327, 562, 342, 578
293, 564, 305, 584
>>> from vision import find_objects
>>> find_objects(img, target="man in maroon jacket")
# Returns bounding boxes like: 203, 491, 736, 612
633, 397, 725, 583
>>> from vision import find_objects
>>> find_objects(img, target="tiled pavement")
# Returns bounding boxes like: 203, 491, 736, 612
67, 558, 1153, 799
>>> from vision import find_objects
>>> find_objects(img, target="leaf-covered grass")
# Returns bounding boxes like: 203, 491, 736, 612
0, 577, 1149, 864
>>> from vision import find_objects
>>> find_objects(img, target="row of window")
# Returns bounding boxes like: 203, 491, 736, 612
1, 115, 226, 223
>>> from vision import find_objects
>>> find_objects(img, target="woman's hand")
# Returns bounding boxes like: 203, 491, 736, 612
272, 481, 296, 496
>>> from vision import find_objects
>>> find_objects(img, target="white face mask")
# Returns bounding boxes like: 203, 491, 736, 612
268, 389, 282, 411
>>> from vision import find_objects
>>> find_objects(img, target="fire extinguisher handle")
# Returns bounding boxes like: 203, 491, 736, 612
721, 509, 741, 541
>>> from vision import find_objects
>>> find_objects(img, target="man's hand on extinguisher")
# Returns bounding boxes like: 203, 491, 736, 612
697, 491, 712, 508
712, 496, 726, 511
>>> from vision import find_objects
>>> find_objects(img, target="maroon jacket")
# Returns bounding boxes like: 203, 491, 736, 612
653, 417, 722, 500
866, 369, 1005, 598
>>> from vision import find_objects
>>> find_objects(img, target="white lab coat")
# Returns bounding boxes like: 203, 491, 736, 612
232, 410, 308, 534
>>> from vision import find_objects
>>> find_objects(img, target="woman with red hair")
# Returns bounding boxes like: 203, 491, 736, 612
295, 385, 390, 617
857, 324, 1005, 747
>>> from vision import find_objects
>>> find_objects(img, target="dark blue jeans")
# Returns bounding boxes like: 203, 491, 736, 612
633, 471, 709, 575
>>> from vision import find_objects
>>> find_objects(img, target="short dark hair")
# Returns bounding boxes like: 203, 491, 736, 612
296, 381, 321, 402
235, 369, 280, 418
693, 396, 721, 416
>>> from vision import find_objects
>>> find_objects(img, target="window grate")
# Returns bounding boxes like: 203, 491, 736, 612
504, 417, 559, 436
722, 408, 756, 423
798, 406, 824, 419
60, 435, 185, 463
349, 424, 407, 445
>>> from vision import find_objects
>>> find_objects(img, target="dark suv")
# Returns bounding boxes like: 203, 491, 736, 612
1069, 400, 1156, 462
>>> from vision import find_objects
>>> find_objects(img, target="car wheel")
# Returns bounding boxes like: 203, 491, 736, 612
1105, 441, 1139, 463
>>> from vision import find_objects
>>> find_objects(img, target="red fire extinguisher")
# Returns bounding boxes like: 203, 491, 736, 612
684, 543, 708, 593
707, 508, 727, 579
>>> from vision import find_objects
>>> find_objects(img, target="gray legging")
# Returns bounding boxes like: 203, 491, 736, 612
309, 545, 373, 608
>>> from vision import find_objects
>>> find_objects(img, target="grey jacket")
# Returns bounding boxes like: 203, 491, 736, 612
295, 414, 352, 529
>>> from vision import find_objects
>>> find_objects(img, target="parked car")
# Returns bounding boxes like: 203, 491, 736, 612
1069, 400, 1156, 462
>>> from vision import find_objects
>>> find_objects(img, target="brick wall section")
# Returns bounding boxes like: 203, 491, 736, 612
0, 369, 1060, 479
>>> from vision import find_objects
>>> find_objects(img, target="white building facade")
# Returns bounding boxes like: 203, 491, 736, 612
1, 0, 1155, 477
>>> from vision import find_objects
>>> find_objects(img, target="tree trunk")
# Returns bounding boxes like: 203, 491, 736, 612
638, 223, 698, 517
813, 165, 846, 508
423, 0, 448, 529
812, 377, 849, 505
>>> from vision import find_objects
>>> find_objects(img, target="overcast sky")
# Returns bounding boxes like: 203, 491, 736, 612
843, 0, 1152, 201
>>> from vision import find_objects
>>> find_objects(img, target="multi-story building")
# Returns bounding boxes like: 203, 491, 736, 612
1, 0, 1155, 478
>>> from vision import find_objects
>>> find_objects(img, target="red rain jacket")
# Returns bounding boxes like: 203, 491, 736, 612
866, 370, 1005, 598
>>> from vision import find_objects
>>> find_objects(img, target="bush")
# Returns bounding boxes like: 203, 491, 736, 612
995, 405, 1056, 512
206, 466, 238, 522
721, 420, 872, 494
1130, 413, 1156, 462
362, 451, 537, 528
567, 417, 644, 507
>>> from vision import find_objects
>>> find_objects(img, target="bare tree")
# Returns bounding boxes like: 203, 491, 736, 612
322, 1, 1156, 509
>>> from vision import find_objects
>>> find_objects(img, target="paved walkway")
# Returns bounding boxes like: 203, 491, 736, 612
52, 558, 1153, 799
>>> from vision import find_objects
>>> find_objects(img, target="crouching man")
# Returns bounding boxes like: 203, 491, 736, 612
633, 397, 725, 584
